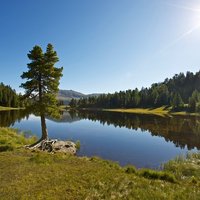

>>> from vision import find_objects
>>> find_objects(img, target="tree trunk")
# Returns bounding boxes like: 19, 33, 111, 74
28, 115, 48, 148
41, 114, 48, 140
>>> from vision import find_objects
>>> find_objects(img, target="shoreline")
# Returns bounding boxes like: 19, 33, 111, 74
78, 106, 200, 117
0, 127, 200, 199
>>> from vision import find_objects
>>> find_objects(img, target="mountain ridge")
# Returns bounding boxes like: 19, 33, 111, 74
57, 89, 102, 104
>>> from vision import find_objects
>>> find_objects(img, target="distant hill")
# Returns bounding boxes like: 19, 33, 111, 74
57, 89, 102, 104
58, 89, 85, 99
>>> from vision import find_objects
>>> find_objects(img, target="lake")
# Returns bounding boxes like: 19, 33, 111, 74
0, 109, 199, 168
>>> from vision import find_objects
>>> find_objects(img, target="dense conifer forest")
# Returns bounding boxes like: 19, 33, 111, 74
70, 71, 200, 112
0, 83, 22, 107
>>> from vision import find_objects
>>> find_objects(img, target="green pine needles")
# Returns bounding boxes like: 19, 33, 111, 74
20, 44, 63, 140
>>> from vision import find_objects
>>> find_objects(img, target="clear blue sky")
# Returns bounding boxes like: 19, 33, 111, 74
1, 0, 200, 94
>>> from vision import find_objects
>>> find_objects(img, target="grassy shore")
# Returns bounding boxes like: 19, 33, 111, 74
0, 106, 22, 111
103, 106, 170, 117
0, 128, 200, 199
100, 106, 200, 117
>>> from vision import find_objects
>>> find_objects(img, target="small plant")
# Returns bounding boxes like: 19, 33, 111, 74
75, 140, 81, 150
90, 156, 100, 162
124, 165, 137, 174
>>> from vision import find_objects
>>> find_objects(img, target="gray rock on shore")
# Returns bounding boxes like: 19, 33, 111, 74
52, 140, 77, 154
27, 139, 77, 155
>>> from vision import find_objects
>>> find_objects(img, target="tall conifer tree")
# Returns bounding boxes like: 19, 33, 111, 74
21, 44, 63, 141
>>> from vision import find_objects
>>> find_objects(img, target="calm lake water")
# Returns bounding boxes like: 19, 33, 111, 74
0, 110, 199, 168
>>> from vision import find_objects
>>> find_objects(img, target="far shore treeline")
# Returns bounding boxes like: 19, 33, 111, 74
70, 71, 200, 112
2, 70, 200, 113
0, 83, 27, 108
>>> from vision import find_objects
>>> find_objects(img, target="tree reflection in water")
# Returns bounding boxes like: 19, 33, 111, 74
1, 109, 200, 151
0, 110, 29, 127
76, 110, 200, 150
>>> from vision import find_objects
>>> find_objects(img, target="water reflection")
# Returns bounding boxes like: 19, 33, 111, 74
0, 110, 29, 127
47, 111, 80, 123
76, 110, 200, 150
1, 109, 200, 152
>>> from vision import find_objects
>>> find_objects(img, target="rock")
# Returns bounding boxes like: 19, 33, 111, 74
52, 141, 77, 154
27, 139, 77, 155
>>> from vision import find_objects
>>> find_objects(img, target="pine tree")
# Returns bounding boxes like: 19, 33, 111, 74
170, 92, 184, 110
188, 90, 200, 112
69, 99, 77, 108
21, 44, 63, 141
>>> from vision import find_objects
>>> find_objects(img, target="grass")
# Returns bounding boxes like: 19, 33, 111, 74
163, 153, 200, 180
0, 106, 21, 111
103, 106, 170, 117
138, 169, 177, 183
0, 128, 37, 152
101, 106, 200, 117
0, 128, 200, 199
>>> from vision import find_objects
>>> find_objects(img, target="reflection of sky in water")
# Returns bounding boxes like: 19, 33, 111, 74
11, 114, 198, 168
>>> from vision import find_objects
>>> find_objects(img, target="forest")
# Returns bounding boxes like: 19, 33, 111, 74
70, 71, 200, 112
0, 83, 23, 108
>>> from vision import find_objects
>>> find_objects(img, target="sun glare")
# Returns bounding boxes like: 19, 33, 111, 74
157, 2, 200, 54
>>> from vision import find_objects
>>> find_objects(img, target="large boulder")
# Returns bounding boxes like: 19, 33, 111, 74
28, 139, 77, 155
52, 141, 76, 154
